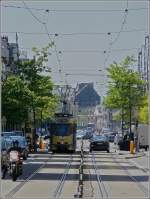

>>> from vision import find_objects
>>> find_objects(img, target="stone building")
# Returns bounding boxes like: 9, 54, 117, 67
1, 34, 20, 79
75, 83, 100, 126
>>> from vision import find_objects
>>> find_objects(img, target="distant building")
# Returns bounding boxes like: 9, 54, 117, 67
19, 50, 29, 61
1, 36, 10, 79
75, 83, 100, 108
94, 105, 110, 131
74, 83, 100, 126
1, 34, 20, 79
94, 105, 121, 132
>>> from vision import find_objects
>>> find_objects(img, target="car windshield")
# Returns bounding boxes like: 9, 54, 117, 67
2, 131, 24, 137
13, 131, 24, 136
2, 132, 14, 137
17, 139, 26, 147
92, 135, 108, 141
9, 136, 27, 147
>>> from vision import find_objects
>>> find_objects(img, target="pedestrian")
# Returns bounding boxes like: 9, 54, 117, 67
114, 134, 120, 153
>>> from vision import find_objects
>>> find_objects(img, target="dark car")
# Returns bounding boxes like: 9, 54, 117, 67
107, 134, 115, 142
90, 135, 110, 153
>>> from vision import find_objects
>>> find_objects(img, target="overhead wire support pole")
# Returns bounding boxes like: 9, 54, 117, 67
145, 35, 149, 90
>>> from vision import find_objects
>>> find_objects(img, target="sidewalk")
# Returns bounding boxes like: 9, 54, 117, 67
119, 150, 149, 173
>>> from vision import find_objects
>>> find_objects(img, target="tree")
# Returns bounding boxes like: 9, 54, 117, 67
138, 95, 149, 124
2, 75, 33, 129
16, 43, 58, 123
2, 43, 58, 131
104, 56, 146, 132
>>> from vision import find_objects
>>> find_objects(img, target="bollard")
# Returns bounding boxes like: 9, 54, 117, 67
74, 140, 84, 198
39, 137, 42, 149
130, 141, 134, 154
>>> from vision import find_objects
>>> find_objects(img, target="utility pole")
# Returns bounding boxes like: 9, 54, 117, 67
121, 106, 124, 135
145, 35, 149, 90
128, 75, 132, 135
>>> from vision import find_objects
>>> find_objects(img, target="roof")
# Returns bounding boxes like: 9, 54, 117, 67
75, 83, 100, 107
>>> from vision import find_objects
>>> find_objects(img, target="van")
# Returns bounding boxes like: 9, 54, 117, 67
137, 125, 149, 151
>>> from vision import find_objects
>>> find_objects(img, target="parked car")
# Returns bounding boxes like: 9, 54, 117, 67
90, 135, 110, 153
2, 132, 15, 137
2, 131, 24, 137
107, 134, 115, 142
9, 136, 29, 160
13, 131, 25, 137
1, 138, 9, 169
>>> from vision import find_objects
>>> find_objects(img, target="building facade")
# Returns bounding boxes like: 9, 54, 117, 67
1, 35, 20, 80
94, 105, 110, 131
75, 83, 100, 108
74, 83, 100, 126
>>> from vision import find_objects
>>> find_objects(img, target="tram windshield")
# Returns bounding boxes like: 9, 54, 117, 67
51, 124, 72, 136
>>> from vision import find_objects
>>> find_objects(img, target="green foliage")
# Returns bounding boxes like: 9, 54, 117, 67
138, 95, 149, 124
104, 56, 146, 125
2, 75, 32, 124
2, 43, 58, 128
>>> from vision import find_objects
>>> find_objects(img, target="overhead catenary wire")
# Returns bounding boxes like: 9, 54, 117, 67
22, 1, 64, 83
19, 47, 139, 53
65, 73, 106, 76
104, 0, 129, 66
2, 28, 147, 36
1, 4, 148, 12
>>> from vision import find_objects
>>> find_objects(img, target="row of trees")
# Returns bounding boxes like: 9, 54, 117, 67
104, 56, 149, 132
2, 44, 58, 131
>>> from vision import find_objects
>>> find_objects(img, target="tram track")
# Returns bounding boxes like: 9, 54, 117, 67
91, 152, 109, 198
5, 153, 53, 199
53, 154, 73, 198
111, 153, 148, 196
5, 153, 79, 199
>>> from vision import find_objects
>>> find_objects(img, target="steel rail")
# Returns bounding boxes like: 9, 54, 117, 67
53, 154, 73, 198
111, 153, 148, 196
5, 153, 53, 199
91, 152, 109, 198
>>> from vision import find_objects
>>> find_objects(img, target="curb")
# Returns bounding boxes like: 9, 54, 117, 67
125, 153, 146, 159
128, 158, 149, 173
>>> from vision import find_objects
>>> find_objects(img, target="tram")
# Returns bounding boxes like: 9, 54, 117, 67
49, 113, 77, 153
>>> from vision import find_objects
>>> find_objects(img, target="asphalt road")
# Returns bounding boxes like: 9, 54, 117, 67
1, 140, 149, 199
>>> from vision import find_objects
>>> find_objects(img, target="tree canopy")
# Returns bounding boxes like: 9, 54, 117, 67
104, 56, 146, 126
2, 43, 58, 129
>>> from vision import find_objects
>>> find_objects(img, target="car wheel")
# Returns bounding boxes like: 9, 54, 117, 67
90, 148, 92, 152
107, 149, 110, 153
145, 146, 148, 151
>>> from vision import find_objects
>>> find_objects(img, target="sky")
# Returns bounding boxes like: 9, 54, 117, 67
1, 0, 149, 97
